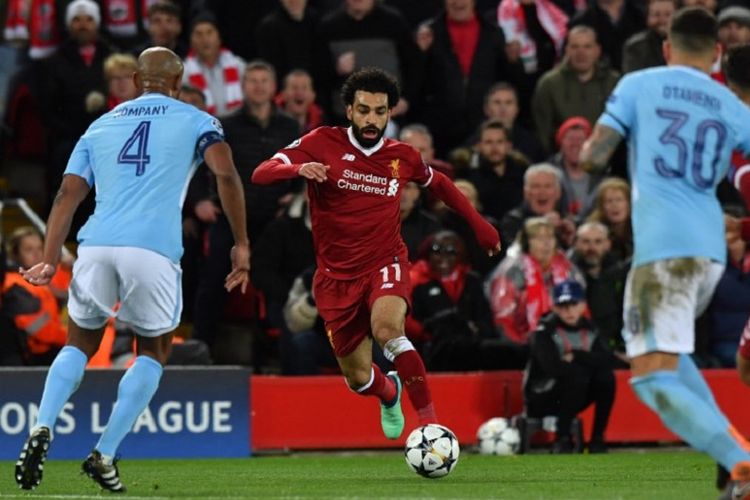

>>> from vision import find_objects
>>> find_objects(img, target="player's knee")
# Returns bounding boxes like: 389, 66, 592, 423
343, 366, 372, 390
371, 322, 401, 346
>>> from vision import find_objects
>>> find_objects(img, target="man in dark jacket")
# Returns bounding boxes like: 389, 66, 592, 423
255, 0, 318, 82
40, 0, 113, 227
314, 0, 419, 123
525, 280, 615, 453
622, 0, 674, 73
568, 0, 646, 71
418, 0, 524, 156
192, 60, 300, 345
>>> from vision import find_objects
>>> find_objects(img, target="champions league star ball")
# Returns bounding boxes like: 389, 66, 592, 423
476, 417, 521, 456
404, 424, 460, 478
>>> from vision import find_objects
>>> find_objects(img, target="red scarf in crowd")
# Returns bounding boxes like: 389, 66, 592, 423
5, 0, 60, 59
410, 259, 470, 304
184, 48, 243, 116
498, 0, 568, 73
103, 0, 154, 36
521, 251, 574, 332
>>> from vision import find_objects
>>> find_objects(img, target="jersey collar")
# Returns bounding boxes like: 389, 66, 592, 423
347, 126, 385, 157
672, 65, 711, 81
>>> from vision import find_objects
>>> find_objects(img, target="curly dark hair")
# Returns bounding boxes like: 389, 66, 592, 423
340, 67, 400, 109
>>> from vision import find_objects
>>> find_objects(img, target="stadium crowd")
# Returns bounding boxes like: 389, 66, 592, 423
1, 0, 749, 379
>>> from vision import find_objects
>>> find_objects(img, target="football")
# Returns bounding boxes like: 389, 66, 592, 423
404, 424, 460, 479
476, 417, 521, 456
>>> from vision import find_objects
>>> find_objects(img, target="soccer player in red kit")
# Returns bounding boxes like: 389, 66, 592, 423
253, 68, 500, 439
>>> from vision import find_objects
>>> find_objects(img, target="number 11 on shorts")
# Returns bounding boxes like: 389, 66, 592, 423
380, 263, 401, 283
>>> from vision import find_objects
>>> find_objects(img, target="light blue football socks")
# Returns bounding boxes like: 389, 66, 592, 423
631, 369, 750, 470
34, 346, 88, 435
95, 355, 163, 458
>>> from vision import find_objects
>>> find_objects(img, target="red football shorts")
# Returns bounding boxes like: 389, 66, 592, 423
313, 261, 412, 358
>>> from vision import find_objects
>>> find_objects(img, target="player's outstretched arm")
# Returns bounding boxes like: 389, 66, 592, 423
22, 174, 91, 286
204, 141, 251, 293
579, 124, 623, 173
427, 171, 501, 256
253, 158, 329, 185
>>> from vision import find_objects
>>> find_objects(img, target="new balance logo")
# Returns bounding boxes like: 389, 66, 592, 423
341, 153, 355, 161
381, 283, 394, 289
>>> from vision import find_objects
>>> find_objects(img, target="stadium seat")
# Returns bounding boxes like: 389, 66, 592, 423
512, 415, 584, 454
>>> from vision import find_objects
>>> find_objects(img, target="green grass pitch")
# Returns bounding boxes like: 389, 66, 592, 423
0, 450, 720, 499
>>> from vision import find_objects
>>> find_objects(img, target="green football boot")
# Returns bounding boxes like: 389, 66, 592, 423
380, 371, 405, 439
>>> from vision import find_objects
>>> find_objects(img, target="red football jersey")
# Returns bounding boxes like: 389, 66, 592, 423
273, 126, 433, 279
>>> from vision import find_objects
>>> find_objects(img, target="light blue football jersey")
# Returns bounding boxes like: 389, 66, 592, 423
65, 93, 224, 262
599, 66, 750, 266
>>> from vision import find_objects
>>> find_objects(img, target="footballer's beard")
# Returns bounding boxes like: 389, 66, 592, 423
351, 123, 385, 148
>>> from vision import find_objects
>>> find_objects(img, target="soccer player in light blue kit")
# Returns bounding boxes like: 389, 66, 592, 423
580, 8, 750, 498
14, 47, 250, 493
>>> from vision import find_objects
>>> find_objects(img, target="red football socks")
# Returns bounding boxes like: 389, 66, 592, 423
394, 350, 437, 424
358, 364, 397, 403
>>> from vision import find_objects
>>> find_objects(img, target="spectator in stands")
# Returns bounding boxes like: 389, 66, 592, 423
3, 0, 62, 59
256, 0, 318, 82
314, 0, 418, 123
399, 124, 455, 178
706, 206, 750, 368
99, 0, 150, 51
500, 163, 576, 251
487, 217, 583, 344
567, 221, 629, 360
532, 25, 619, 154
718, 7, 750, 52
283, 266, 339, 374
400, 182, 442, 261
132, 1, 188, 59
622, 0, 674, 74
103, 53, 138, 110
192, 60, 299, 345
568, 0, 645, 71
204, 0, 275, 61
409, 231, 505, 371
548, 116, 601, 219
252, 191, 316, 374
183, 11, 244, 117
497, 0, 569, 87
418, 0, 524, 155
525, 279, 615, 453
476, 82, 545, 163
177, 85, 217, 322
434, 179, 502, 278
586, 177, 633, 264
275, 69, 325, 134
40, 0, 113, 227
466, 121, 527, 223
683, 0, 717, 13
2, 227, 70, 365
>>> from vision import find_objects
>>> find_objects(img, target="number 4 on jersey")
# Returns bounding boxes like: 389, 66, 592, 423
118, 121, 151, 176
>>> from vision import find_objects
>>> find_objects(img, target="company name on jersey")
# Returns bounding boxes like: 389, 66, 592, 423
338, 169, 398, 196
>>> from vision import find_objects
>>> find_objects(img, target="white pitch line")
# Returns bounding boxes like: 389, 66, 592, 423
0, 495, 168, 500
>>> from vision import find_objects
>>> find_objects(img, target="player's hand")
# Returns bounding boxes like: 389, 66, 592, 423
21, 262, 56, 286
226, 243, 251, 293
195, 199, 221, 223
336, 51, 356, 76
416, 23, 433, 52
488, 242, 502, 257
299, 162, 329, 183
